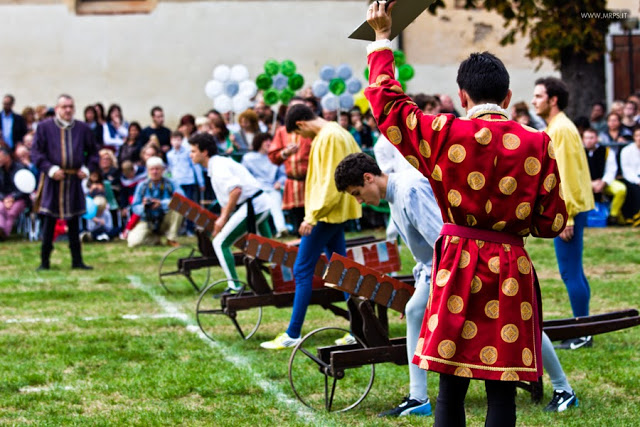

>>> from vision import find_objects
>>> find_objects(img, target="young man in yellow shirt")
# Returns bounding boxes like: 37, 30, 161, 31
261, 105, 362, 349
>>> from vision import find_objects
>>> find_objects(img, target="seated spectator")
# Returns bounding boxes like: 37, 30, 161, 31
99, 148, 120, 199
141, 106, 171, 156
621, 100, 639, 135
242, 132, 288, 237
22, 106, 37, 133
619, 127, 640, 226
118, 160, 146, 239
83, 105, 103, 147
610, 99, 625, 117
338, 112, 361, 146
233, 109, 260, 152
85, 170, 105, 198
590, 101, 608, 134
583, 128, 627, 224
438, 93, 460, 117
349, 108, 374, 148
178, 114, 197, 141
127, 156, 182, 247
14, 144, 38, 178
210, 115, 236, 154
0, 147, 29, 239
414, 93, 440, 115
81, 195, 119, 242
102, 103, 128, 153
118, 121, 142, 165
167, 130, 203, 234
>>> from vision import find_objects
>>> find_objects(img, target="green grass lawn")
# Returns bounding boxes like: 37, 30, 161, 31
1, 227, 639, 426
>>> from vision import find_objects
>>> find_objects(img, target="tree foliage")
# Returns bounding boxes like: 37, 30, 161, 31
428, 0, 616, 66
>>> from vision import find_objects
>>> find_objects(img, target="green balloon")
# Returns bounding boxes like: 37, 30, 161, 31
364, 67, 370, 81
264, 59, 280, 76
288, 74, 304, 91
281, 60, 297, 77
399, 64, 415, 82
401, 82, 407, 92
280, 88, 295, 105
264, 88, 280, 106
329, 78, 346, 96
393, 50, 406, 67
256, 74, 272, 90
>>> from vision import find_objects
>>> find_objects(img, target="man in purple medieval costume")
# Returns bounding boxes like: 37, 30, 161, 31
32, 94, 99, 270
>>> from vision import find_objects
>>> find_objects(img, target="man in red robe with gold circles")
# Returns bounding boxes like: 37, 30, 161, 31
364, 2, 567, 426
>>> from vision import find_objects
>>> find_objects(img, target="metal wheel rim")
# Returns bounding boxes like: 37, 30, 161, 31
288, 326, 375, 412
158, 245, 193, 293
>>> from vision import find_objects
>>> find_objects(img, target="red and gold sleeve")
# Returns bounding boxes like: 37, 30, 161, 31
530, 133, 568, 238
364, 48, 453, 176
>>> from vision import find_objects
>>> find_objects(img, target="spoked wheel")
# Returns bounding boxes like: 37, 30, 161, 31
158, 245, 210, 294
196, 278, 263, 342
288, 327, 375, 412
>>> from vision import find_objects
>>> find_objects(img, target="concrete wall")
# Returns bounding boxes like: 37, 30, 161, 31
0, 0, 559, 127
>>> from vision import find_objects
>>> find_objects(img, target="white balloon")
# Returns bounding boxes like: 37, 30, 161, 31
232, 95, 251, 114
230, 64, 250, 82
321, 94, 339, 111
213, 65, 231, 82
205, 80, 224, 99
13, 169, 36, 193
239, 80, 258, 98
213, 94, 233, 113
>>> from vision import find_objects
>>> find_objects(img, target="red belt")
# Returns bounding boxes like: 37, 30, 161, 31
441, 223, 524, 247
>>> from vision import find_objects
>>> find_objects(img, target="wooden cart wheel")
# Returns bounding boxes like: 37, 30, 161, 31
288, 326, 375, 412
196, 278, 263, 342
158, 245, 210, 293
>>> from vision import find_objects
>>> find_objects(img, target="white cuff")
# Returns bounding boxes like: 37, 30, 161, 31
367, 39, 393, 55
81, 166, 90, 177
48, 165, 60, 178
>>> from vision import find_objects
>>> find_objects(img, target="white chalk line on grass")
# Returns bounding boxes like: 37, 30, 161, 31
3, 313, 188, 325
19, 385, 75, 393
126, 275, 321, 425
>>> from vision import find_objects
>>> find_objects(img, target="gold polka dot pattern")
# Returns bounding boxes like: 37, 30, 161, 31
454, 367, 473, 378
517, 257, 531, 274
461, 320, 478, 339
390, 85, 403, 94
458, 250, 471, 269
501, 324, 519, 343
521, 302, 533, 321
548, 142, 556, 159
480, 346, 498, 365
432, 165, 442, 181
435, 269, 451, 287
492, 221, 506, 231
447, 295, 464, 314
488, 256, 501, 274
471, 276, 482, 293
428, 315, 439, 332
502, 133, 521, 150
485, 200, 492, 213
419, 359, 429, 369
475, 240, 485, 248
543, 173, 557, 192
448, 189, 462, 207
501, 371, 519, 381
419, 139, 431, 158
524, 157, 541, 176
406, 111, 418, 130
387, 126, 402, 145
432, 115, 448, 131
468, 172, 486, 190
448, 144, 466, 163
522, 348, 533, 366
499, 176, 517, 195
485, 300, 500, 319
552, 213, 564, 232
516, 202, 531, 220
438, 340, 457, 359
405, 155, 420, 170
502, 278, 519, 296
475, 127, 492, 145
383, 100, 397, 115
466, 214, 477, 226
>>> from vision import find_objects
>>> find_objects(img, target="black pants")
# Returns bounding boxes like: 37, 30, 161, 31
435, 373, 516, 427
40, 215, 84, 267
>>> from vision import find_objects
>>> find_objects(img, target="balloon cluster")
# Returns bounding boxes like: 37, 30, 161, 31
364, 50, 415, 91
255, 60, 305, 106
311, 64, 362, 112
205, 65, 258, 114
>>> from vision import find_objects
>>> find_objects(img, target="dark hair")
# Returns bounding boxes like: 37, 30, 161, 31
179, 114, 196, 126
334, 153, 382, 193
582, 127, 598, 136
573, 116, 590, 130
414, 93, 439, 111
171, 130, 184, 139
238, 109, 260, 133
189, 132, 218, 157
285, 104, 317, 133
107, 104, 123, 123
3, 94, 15, 104
535, 77, 569, 111
0, 146, 11, 156
592, 101, 606, 110
210, 116, 230, 140
151, 106, 163, 116
456, 52, 510, 104
252, 132, 272, 152
94, 103, 105, 121
83, 105, 97, 121
633, 124, 640, 134
129, 121, 142, 133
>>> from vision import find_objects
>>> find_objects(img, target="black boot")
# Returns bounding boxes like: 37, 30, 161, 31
69, 224, 92, 270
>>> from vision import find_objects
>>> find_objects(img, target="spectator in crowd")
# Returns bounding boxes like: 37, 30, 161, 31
322, 108, 337, 122
532, 77, 595, 349
84, 105, 104, 147
438, 93, 460, 117
600, 112, 633, 145
268, 97, 313, 234
254, 100, 272, 133
22, 132, 34, 151
178, 114, 197, 140
118, 121, 142, 165
81, 195, 119, 242
610, 99, 624, 117
22, 107, 37, 132
619, 126, 640, 226
118, 160, 147, 239
139, 141, 161, 167
242, 132, 288, 237
0, 147, 29, 239
127, 156, 182, 248
1, 94, 28, 150
102, 103, 128, 153
339, 111, 361, 146
94, 102, 106, 126
350, 107, 374, 148
35, 105, 48, 124
234, 109, 260, 151
189, 133, 273, 290
621, 100, 639, 135
590, 101, 608, 134
583, 128, 627, 225
260, 104, 361, 350
364, 111, 380, 141
210, 115, 236, 154
167, 130, 203, 235
32, 94, 99, 270
414, 93, 440, 115
99, 149, 120, 198
85, 169, 105, 198
14, 144, 38, 177
141, 106, 171, 155
195, 116, 210, 134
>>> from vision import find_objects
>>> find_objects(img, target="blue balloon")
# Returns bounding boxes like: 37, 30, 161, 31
321, 94, 339, 111
272, 73, 288, 91
336, 63, 353, 81
83, 196, 97, 220
223, 80, 239, 97
312, 80, 329, 98
339, 93, 355, 111
319, 65, 336, 82
345, 78, 362, 95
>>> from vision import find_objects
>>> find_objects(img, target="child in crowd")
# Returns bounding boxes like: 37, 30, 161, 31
82, 195, 119, 242
86, 170, 106, 197
119, 160, 146, 239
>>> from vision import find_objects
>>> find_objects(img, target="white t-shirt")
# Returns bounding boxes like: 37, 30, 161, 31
207, 155, 271, 213
620, 143, 640, 184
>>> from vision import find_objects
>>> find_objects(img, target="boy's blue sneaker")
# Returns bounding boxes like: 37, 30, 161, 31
544, 390, 578, 412
378, 397, 432, 417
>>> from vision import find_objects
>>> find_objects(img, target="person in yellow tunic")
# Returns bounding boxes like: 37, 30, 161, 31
261, 104, 362, 349
532, 77, 595, 349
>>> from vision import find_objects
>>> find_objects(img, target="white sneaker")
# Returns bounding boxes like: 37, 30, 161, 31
334, 333, 357, 345
96, 233, 109, 242
260, 332, 301, 350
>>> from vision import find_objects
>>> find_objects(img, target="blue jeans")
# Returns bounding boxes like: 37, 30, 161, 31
554, 211, 590, 317
286, 221, 346, 338
181, 184, 199, 233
